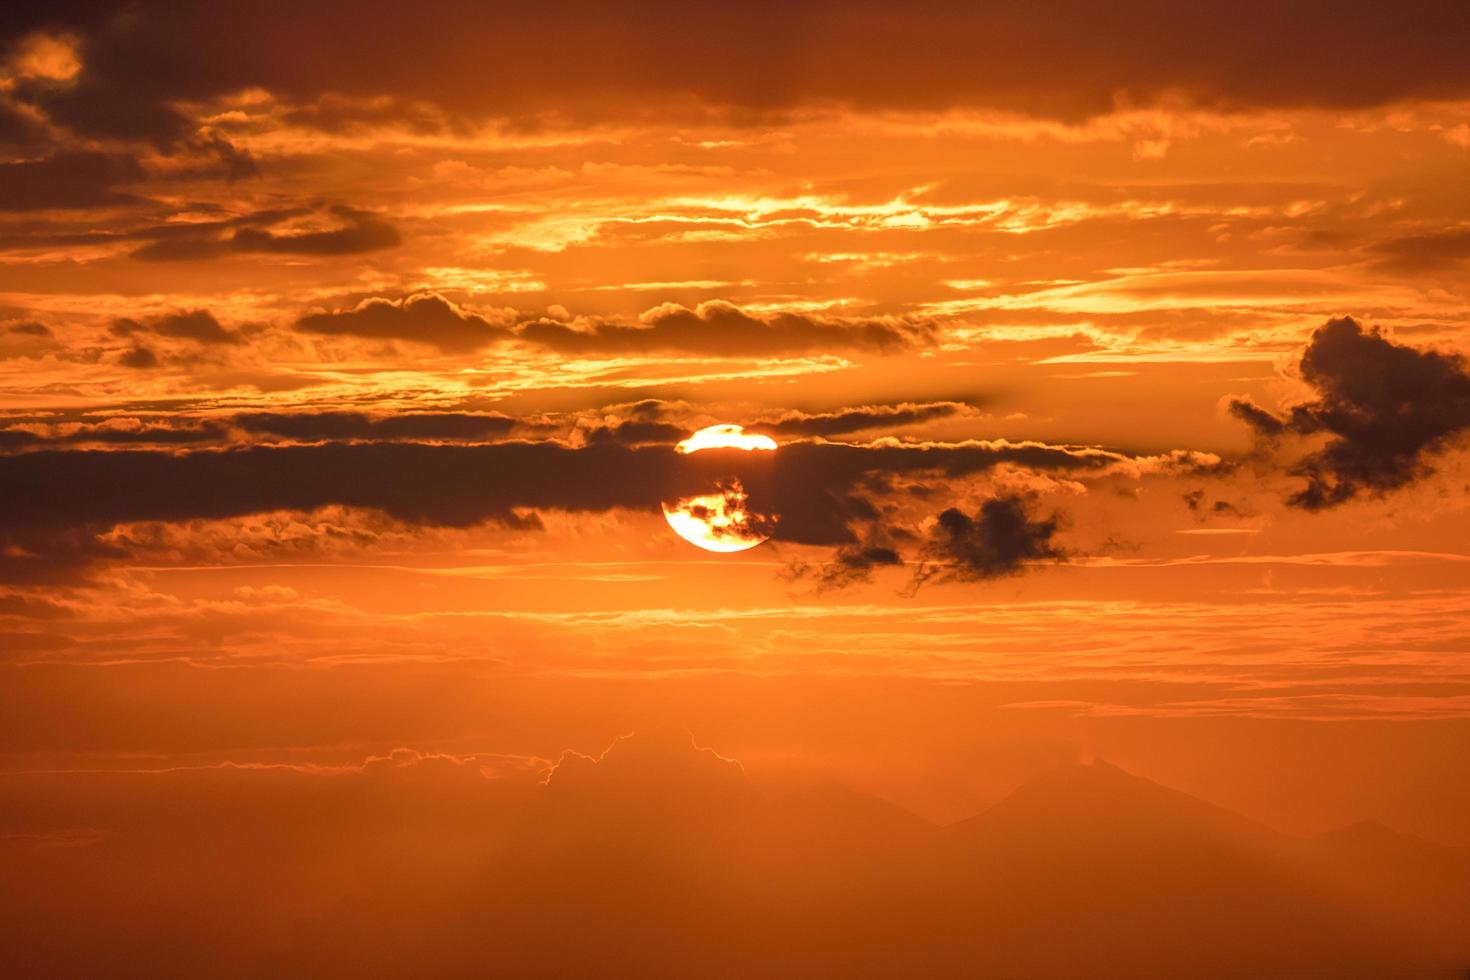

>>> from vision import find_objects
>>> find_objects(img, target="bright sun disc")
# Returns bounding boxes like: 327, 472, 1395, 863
663, 425, 777, 552
675, 423, 778, 454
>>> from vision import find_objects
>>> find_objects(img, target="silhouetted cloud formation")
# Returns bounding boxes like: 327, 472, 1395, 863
911, 495, 1063, 589
757, 402, 967, 437
296, 293, 512, 351
132, 206, 399, 261
1231, 317, 1470, 509
0, 438, 1119, 581
519, 301, 931, 356
112, 309, 241, 346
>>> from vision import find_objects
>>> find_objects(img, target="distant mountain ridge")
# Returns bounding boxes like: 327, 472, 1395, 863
282, 733, 1470, 979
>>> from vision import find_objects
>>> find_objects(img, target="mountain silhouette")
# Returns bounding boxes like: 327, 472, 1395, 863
271, 736, 1468, 979
4, 732, 1467, 978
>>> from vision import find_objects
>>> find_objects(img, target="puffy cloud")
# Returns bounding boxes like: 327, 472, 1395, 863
117, 346, 159, 369
1232, 317, 1470, 509
518, 301, 931, 356
544, 728, 757, 815
910, 495, 1064, 589
296, 293, 511, 352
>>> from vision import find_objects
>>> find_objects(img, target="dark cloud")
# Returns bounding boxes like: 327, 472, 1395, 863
0, 320, 58, 359
235, 411, 516, 442
118, 346, 159, 369
757, 402, 966, 438
1371, 228, 1470, 272
133, 206, 398, 261
112, 309, 240, 346
581, 420, 686, 447
519, 301, 931, 356
1, 320, 50, 337
228, 205, 400, 256
296, 293, 511, 352
0, 437, 1119, 579
1232, 317, 1470, 509
0, 152, 143, 211
910, 495, 1063, 590
791, 542, 905, 591
1227, 397, 1287, 438
6, 4, 1470, 130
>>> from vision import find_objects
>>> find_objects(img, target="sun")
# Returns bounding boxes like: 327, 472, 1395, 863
662, 424, 778, 552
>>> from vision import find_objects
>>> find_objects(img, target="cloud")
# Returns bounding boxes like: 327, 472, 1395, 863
789, 542, 905, 591
0, 437, 1122, 580
1371, 228, 1470, 272
757, 402, 967, 438
517, 301, 931, 356
579, 420, 687, 447
295, 297, 931, 356
132, 205, 398, 261
7, 4, 1470, 130
544, 728, 757, 815
111, 309, 241, 346
118, 346, 159, 369
227, 205, 400, 256
0, 320, 58, 359
1231, 317, 1470, 509
296, 293, 511, 352
0, 152, 143, 211
909, 495, 1064, 590
235, 411, 516, 442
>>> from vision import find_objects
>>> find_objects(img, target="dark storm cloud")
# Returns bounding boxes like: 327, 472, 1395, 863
0, 152, 144, 211
518, 302, 930, 356
6, 3, 1470, 128
757, 402, 966, 438
296, 294, 512, 352
910, 495, 1063, 589
1231, 317, 1470, 509
112, 309, 241, 345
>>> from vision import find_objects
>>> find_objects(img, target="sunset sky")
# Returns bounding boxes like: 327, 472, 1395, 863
4, 4, 1470, 975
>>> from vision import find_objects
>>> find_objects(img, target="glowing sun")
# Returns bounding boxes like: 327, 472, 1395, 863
662, 424, 778, 553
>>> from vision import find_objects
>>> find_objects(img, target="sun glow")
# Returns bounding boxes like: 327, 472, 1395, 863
675, 423, 778, 454
663, 425, 778, 552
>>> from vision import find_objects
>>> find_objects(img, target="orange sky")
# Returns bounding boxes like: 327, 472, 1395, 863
3, 5, 1470, 975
